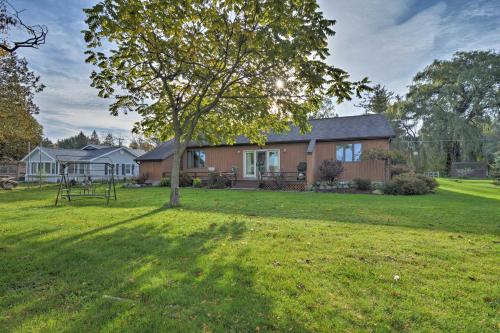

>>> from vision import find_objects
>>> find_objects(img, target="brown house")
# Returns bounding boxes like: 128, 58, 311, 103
136, 114, 395, 189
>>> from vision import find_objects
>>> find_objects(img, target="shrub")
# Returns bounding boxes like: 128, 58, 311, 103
351, 178, 372, 190
207, 173, 232, 189
384, 174, 432, 195
390, 164, 412, 177
319, 160, 344, 183
362, 148, 406, 164
192, 177, 202, 188
179, 173, 193, 187
414, 174, 438, 191
159, 177, 170, 187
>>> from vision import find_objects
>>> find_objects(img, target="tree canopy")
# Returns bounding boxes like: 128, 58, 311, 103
0, 53, 44, 160
83, 0, 369, 206
358, 51, 500, 174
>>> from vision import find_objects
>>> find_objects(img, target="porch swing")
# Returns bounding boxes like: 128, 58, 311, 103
54, 160, 117, 206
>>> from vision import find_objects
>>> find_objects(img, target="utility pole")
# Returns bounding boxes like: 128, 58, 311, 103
27, 142, 31, 188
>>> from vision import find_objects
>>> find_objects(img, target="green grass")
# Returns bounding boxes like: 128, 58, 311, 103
0, 179, 499, 332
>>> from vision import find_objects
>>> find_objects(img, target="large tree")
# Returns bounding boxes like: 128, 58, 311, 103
0, 53, 44, 160
405, 51, 500, 173
83, 0, 369, 206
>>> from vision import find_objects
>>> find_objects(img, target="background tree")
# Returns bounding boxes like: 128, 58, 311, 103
129, 135, 155, 151
405, 51, 499, 173
0, 53, 43, 160
40, 137, 54, 148
314, 97, 337, 119
89, 130, 100, 145
357, 84, 393, 115
102, 133, 115, 146
56, 131, 90, 149
0, 0, 47, 54
84, 0, 369, 206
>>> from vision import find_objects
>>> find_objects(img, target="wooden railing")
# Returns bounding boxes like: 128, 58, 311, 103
258, 171, 305, 182
161, 170, 237, 180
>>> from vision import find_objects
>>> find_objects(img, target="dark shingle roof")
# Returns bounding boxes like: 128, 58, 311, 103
136, 114, 395, 161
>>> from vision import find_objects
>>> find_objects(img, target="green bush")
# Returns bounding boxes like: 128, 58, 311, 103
208, 173, 232, 189
384, 174, 432, 195
179, 173, 193, 187
390, 164, 412, 177
159, 177, 171, 187
192, 177, 202, 188
414, 174, 438, 190
351, 178, 372, 190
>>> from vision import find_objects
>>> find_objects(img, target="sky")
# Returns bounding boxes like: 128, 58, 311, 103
9, 0, 500, 142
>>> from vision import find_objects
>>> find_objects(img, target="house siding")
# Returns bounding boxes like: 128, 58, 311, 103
139, 138, 390, 183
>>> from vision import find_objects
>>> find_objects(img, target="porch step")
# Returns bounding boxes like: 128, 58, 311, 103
232, 180, 259, 189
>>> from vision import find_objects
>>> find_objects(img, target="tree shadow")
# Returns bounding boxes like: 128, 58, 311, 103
1, 217, 305, 332
178, 189, 500, 236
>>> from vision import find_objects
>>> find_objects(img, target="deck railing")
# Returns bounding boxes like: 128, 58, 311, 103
161, 170, 237, 180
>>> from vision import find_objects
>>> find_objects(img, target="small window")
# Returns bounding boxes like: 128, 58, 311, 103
187, 150, 206, 168
336, 143, 362, 162
125, 164, 131, 174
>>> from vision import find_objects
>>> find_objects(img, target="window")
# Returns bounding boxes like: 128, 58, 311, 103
187, 150, 206, 168
267, 150, 280, 172
67, 163, 75, 174
336, 143, 362, 162
124, 164, 131, 174
243, 150, 280, 177
31, 162, 37, 174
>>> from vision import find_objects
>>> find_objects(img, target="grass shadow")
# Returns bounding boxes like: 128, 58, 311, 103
0, 217, 305, 332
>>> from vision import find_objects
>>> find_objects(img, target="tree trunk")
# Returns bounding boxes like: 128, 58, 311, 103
168, 147, 182, 207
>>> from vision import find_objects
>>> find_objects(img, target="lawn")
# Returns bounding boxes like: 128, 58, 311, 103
0, 179, 499, 332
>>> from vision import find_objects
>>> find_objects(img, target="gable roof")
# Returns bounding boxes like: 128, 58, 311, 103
136, 114, 395, 161
22, 146, 145, 162
81, 144, 112, 150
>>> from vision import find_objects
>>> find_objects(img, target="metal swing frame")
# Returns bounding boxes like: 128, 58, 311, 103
55, 161, 117, 206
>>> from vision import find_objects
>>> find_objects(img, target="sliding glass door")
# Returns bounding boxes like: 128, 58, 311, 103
243, 150, 280, 178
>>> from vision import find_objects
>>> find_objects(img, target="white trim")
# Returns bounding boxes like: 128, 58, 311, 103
243, 149, 281, 178
243, 150, 256, 178
21, 147, 56, 162
81, 144, 99, 150
90, 147, 141, 161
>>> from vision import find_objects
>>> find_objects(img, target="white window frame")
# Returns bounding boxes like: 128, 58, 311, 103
243, 149, 280, 178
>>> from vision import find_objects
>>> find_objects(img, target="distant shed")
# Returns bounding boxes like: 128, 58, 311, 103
450, 162, 488, 178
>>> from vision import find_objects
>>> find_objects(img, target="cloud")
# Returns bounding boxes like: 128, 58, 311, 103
319, 0, 500, 115
11, 0, 500, 139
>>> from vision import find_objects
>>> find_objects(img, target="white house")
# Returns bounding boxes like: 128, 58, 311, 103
21, 144, 145, 182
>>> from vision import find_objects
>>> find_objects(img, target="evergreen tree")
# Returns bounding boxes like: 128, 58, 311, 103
102, 133, 115, 146
89, 130, 100, 145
